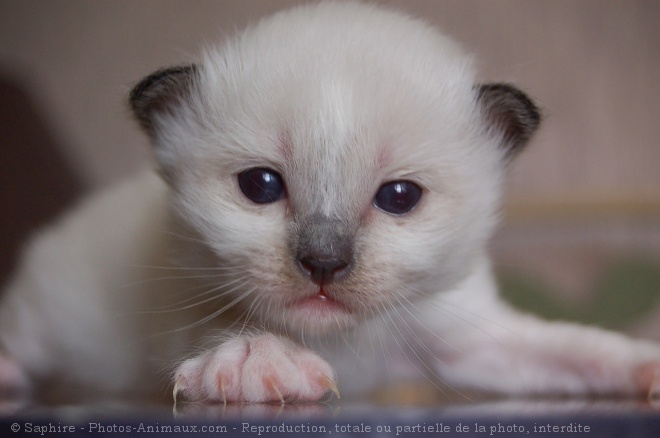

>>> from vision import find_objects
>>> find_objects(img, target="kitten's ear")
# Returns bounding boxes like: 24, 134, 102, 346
476, 83, 541, 161
129, 64, 198, 138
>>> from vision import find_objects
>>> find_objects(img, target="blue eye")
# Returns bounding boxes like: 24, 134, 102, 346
374, 180, 422, 215
238, 168, 285, 204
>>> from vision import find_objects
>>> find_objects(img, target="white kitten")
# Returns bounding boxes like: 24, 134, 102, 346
1, 1, 659, 406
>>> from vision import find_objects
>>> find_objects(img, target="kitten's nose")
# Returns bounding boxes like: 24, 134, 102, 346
295, 214, 355, 286
299, 256, 349, 286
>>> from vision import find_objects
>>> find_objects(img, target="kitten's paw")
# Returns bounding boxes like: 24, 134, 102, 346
173, 334, 338, 404
636, 362, 660, 400
0, 353, 29, 414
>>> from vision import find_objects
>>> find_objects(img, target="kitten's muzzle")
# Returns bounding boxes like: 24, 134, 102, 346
294, 214, 355, 287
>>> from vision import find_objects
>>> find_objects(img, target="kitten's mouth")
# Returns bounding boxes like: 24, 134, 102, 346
288, 288, 351, 314
281, 287, 356, 334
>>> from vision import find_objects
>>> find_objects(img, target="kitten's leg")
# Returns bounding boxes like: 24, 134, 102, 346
417, 263, 660, 398
173, 333, 338, 404
0, 352, 30, 413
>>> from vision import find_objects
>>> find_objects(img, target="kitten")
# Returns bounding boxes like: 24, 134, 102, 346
1, 1, 659, 406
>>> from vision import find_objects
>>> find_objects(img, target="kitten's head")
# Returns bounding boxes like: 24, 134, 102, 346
130, 2, 539, 337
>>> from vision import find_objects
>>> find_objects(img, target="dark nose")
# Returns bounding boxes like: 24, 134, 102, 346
295, 214, 354, 286
299, 256, 349, 286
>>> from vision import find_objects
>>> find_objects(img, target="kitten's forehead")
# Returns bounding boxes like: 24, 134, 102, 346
274, 77, 474, 218
199, 2, 479, 215
282, 81, 373, 217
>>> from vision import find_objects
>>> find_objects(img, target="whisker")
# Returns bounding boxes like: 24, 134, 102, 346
399, 282, 517, 348
138, 275, 253, 313
232, 294, 267, 335
391, 289, 462, 353
165, 286, 258, 335
128, 263, 247, 272
157, 228, 210, 246
338, 325, 362, 363
124, 270, 248, 288
429, 294, 521, 340
364, 307, 392, 377
379, 299, 472, 401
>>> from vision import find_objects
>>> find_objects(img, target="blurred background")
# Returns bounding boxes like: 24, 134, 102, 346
0, 0, 659, 338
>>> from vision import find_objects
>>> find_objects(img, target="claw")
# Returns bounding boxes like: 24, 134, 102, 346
219, 375, 227, 405
173, 376, 187, 406
648, 368, 660, 401
172, 376, 188, 417
266, 377, 285, 404
637, 362, 660, 401
319, 374, 340, 400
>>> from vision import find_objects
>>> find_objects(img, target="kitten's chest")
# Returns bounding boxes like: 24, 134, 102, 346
306, 317, 427, 396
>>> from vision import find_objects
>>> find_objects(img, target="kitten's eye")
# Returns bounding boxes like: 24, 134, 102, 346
374, 180, 422, 215
238, 167, 285, 204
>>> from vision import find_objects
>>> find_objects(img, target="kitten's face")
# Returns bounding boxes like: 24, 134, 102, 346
130, 3, 539, 337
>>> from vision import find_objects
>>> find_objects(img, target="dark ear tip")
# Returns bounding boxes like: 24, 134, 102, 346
129, 64, 198, 134
129, 65, 196, 106
477, 83, 542, 159
477, 83, 542, 125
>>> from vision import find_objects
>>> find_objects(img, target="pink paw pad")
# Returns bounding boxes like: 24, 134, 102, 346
173, 334, 338, 404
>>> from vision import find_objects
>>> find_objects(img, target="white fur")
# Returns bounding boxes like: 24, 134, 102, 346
1, 1, 659, 406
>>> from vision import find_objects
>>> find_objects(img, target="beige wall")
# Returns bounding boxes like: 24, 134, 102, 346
1, 0, 659, 217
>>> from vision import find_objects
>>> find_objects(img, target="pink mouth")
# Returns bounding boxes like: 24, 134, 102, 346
289, 289, 351, 314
